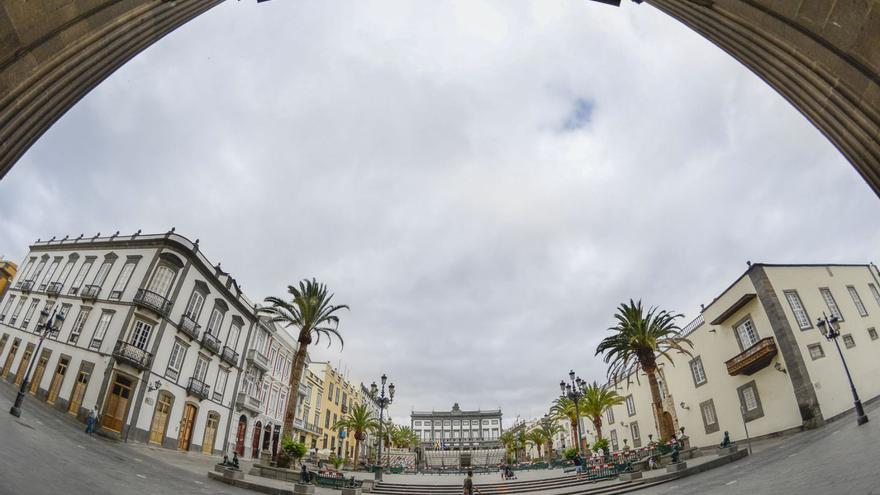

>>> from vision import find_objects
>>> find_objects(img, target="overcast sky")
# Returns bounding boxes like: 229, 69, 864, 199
1, 0, 878, 426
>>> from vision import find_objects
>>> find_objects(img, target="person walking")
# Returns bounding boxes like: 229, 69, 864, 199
573, 453, 584, 480
85, 406, 98, 435
463, 470, 481, 495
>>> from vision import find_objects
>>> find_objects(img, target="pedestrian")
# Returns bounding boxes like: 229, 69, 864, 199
573, 453, 584, 480
463, 469, 481, 495
85, 406, 98, 435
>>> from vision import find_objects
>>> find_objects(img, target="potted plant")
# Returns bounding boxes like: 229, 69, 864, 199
278, 437, 307, 469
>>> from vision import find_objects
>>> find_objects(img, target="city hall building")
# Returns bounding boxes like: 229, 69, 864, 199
0, 231, 300, 457
412, 403, 503, 450
594, 263, 880, 453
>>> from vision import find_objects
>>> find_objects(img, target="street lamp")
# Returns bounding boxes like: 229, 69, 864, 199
559, 370, 586, 458
370, 373, 395, 481
817, 313, 869, 426
9, 305, 65, 418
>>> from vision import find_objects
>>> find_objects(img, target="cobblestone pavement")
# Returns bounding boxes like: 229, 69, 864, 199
635, 399, 880, 495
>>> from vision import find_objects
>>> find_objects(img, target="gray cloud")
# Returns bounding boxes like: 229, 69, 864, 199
2, 0, 877, 425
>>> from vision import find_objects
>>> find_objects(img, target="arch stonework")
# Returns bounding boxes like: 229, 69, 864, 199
0, 1, 878, 195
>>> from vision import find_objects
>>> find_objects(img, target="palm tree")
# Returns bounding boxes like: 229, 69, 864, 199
595, 299, 692, 440
526, 429, 546, 461
391, 426, 419, 449
580, 381, 624, 440
258, 278, 349, 440
550, 396, 586, 453
533, 417, 563, 459
499, 430, 516, 462
514, 429, 528, 463
331, 403, 378, 467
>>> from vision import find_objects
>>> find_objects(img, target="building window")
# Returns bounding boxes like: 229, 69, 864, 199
91, 259, 115, 290
67, 307, 91, 344
109, 260, 137, 300
21, 299, 40, 329
184, 290, 205, 320
847, 286, 868, 317
166, 341, 187, 381
130, 320, 153, 350
227, 323, 242, 350
146, 264, 176, 297
630, 422, 641, 448
606, 407, 615, 424
90, 311, 114, 348
625, 395, 636, 416
53, 258, 76, 290
214, 368, 229, 402
784, 290, 812, 330
734, 317, 760, 349
842, 334, 856, 349
194, 355, 210, 382
206, 307, 224, 336
609, 429, 618, 451
38, 259, 60, 291
819, 288, 844, 321
689, 356, 707, 387
807, 343, 825, 360
9, 297, 27, 326
0, 295, 15, 322
869, 283, 880, 309
700, 399, 719, 434
737, 381, 764, 422
868, 327, 878, 341
68, 259, 93, 295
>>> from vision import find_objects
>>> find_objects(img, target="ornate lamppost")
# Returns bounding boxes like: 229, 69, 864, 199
370, 374, 395, 481
9, 305, 65, 417
817, 313, 869, 426
559, 370, 586, 457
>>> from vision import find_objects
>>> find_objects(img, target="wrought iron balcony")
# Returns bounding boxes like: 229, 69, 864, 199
112, 341, 153, 371
246, 348, 269, 372
201, 331, 221, 354
304, 421, 322, 435
186, 377, 211, 400
221, 345, 239, 366
46, 282, 63, 296
178, 314, 201, 340
725, 337, 778, 376
80, 284, 101, 300
19, 280, 34, 293
236, 391, 262, 414
134, 289, 172, 316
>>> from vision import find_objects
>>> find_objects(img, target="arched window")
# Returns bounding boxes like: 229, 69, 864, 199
147, 265, 175, 297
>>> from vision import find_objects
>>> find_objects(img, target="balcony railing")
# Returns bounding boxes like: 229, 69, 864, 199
236, 391, 262, 414
19, 280, 34, 293
112, 341, 153, 371
133, 289, 172, 316
246, 348, 269, 372
221, 345, 239, 366
80, 284, 101, 300
201, 331, 221, 355
46, 282, 63, 296
725, 337, 778, 376
303, 421, 322, 435
178, 314, 201, 340
186, 377, 211, 400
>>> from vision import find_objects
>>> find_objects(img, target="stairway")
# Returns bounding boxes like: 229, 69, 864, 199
372, 474, 669, 495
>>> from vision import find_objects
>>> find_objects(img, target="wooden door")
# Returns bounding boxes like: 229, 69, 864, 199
1, 341, 17, 378
46, 357, 70, 404
235, 416, 247, 455
202, 413, 219, 454
13, 346, 33, 385
252, 422, 262, 458
177, 403, 197, 451
149, 393, 173, 445
102, 375, 133, 432
29, 352, 49, 394
68, 369, 91, 414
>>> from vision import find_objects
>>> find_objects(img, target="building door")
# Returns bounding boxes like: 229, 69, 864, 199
13, 344, 34, 385
235, 416, 247, 455
68, 367, 91, 415
46, 356, 70, 404
149, 393, 173, 445
1, 340, 18, 379
29, 350, 50, 395
101, 374, 133, 432
177, 403, 197, 451
252, 421, 262, 458
202, 412, 219, 454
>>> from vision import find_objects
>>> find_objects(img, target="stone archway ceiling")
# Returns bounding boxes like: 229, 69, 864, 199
0, 0, 878, 197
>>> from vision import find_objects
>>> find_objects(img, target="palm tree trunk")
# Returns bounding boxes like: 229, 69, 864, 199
570, 420, 578, 451
283, 341, 309, 442
354, 437, 361, 468
593, 417, 603, 440
644, 364, 671, 439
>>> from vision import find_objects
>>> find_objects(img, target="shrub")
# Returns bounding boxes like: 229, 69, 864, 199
591, 438, 610, 454
281, 437, 307, 462
563, 447, 579, 461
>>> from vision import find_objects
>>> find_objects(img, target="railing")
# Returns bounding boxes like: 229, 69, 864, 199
201, 331, 221, 354
725, 337, 778, 376
134, 289, 172, 316
46, 282, 63, 296
681, 314, 705, 336
19, 280, 34, 292
304, 421, 322, 435
221, 345, 239, 366
236, 391, 262, 413
80, 284, 101, 300
112, 341, 153, 371
178, 314, 201, 340
186, 377, 211, 400
246, 348, 269, 371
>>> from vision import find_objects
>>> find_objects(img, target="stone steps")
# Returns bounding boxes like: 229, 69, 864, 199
372, 475, 666, 495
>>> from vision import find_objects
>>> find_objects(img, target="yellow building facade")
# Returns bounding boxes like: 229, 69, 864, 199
308, 362, 363, 460
0, 259, 16, 299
